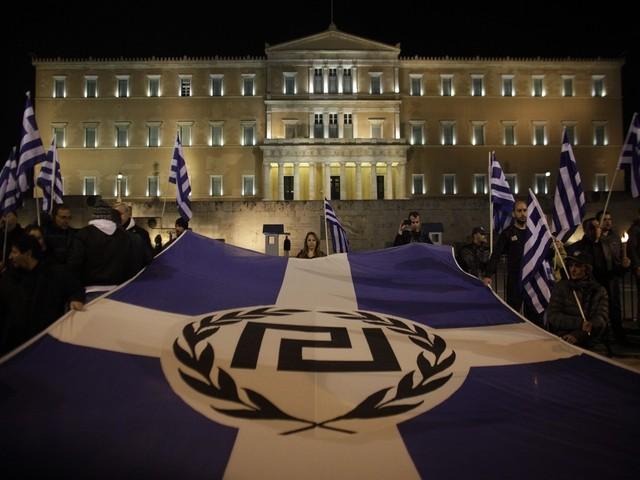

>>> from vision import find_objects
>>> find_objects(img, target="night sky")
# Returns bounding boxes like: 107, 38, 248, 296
1, 1, 638, 157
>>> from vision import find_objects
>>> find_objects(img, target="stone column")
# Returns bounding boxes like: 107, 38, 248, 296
385, 162, 393, 200
397, 162, 406, 199
323, 112, 329, 139
352, 66, 358, 94
394, 110, 400, 140
262, 162, 271, 200
309, 112, 315, 138
338, 112, 344, 138
308, 67, 314, 93
323, 162, 331, 200
278, 163, 284, 201
370, 162, 378, 199
293, 163, 300, 201
339, 163, 346, 200
355, 163, 363, 200
308, 162, 316, 200
266, 111, 272, 140
337, 67, 343, 93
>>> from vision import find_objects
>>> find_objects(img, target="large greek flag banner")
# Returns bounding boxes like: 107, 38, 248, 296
1, 233, 638, 478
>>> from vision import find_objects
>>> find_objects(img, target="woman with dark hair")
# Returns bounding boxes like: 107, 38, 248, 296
296, 231, 326, 259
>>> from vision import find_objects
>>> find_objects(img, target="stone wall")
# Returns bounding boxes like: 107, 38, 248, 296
21, 193, 636, 255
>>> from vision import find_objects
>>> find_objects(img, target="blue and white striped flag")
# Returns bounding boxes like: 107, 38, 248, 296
169, 133, 192, 221
489, 152, 515, 233
0, 148, 19, 215
324, 198, 350, 253
618, 112, 640, 197
522, 189, 555, 314
36, 138, 64, 214
552, 130, 585, 242
17, 93, 46, 194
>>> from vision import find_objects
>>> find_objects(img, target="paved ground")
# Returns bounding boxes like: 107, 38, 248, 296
591, 320, 640, 371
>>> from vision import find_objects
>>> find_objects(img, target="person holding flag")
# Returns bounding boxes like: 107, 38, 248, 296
323, 198, 349, 254
488, 152, 515, 243
0, 148, 22, 270
169, 133, 192, 222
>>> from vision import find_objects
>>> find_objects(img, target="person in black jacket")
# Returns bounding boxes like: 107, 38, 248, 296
1, 211, 23, 273
41, 204, 79, 268
393, 211, 433, 246
0, 234, 85, 355
114, 202, 153, 272
457, 226, 489, 278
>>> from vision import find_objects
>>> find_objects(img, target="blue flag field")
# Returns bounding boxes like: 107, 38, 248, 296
1, 233, 638, 478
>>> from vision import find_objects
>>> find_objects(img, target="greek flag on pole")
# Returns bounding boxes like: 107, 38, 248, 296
0, 148, 19, 215
17, 93, 46, 194
522, 190, 555, 314
490, 152, 515, 233
618, 112, 640, 198
169, 133, 192, 221
552, 130, 585, 242
324, 198, 350, 253
36, 138, 64, 213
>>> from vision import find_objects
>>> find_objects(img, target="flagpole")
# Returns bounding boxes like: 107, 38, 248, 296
49, 142, 56, 215
35, 197, 41, 226
529, 189, 587, 325
323, 199, 330, 256
2, 220, 8, 265
602, 112, 637, 216
489, 151, 494, 256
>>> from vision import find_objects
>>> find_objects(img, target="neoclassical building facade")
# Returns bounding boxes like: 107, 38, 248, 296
32, 26, 625, 202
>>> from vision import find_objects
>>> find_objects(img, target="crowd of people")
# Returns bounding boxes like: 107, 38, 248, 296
1, 201, 638, 356
0, 202, 190, 355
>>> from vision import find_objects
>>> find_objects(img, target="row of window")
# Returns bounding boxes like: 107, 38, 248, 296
52, 121, 256, 148
81, 175, 255, 197
50, 119, 608, 148
52, 72, 607, 98
408, 121, 608, 146
76, 171, 609, 199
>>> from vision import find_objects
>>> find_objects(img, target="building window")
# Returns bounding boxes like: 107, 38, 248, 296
441, 75, 453, 96
85, 76, 97, 98
562, 76, 574, 97
533, 123, 547, 146
410, 122, 424, 145
116, 125, 129, 147
328, 69, 338, 94
412, 174, 425, 195
410, 74, 423, 96
592, 75, 606, 97
53, 76, 66, 98
534, 173, 550, 195
594, 173, 608, 192
177, 124, 192, 146
472, 123, 485, 146
505, 174, 518, 194
117, 76, 129, 98
84, 176, 96, 196
370, 73, 382, 95
241, 122, 256, 146
242, 75, 255, 96
313, 68, 323, 93
443, 174, 456, 195
147, 176, 159, 197
332, 175, 342, 200
284, 73, 296, 95
473, 174, 488, 194
210, 75, 224, 96
147, 124, 160, 147
210, 175, 223, 196
242, 175, 255, 196
329, 113, 339, 138
148, 76, 160, 97
593, 123, 607, 146
283, 175, 294, 200
441, 122, 456, 145
53, 127, 65, 148
532, 75, 545, 97
179, 76, 192, 97
563, 124, 577, 145
503, 123, 516, 145
370, 120, 383, 139
502, 75, 514, 96
85, 126, 97, 148
314, 114, 324, 138
343, 113, 353, 139
284, 122, 297, 139
342, 68, 352, 94
471, 75, 484, 96
114, 176, 128, 198
210, 122, 224, 146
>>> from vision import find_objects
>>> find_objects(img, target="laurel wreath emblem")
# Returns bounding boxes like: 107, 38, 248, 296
173, 307, 456, 435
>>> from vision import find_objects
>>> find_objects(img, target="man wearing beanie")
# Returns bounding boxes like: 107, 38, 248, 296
68, 201, 133, 290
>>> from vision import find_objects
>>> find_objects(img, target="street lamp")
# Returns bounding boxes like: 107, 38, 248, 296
117, 172, 123, 202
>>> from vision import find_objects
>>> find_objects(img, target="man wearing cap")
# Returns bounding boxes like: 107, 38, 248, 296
547, 252, 608, 347
457, 226, 489, 279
